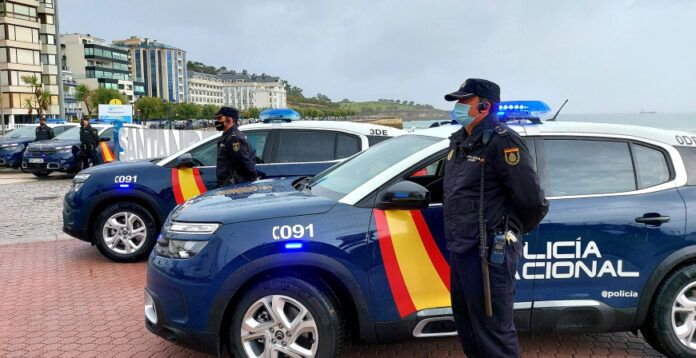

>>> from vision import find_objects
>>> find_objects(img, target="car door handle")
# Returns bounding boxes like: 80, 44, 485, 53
635, 214, 671, 226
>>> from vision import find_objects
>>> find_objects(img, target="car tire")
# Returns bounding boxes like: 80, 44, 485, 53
641, 264, 696, 357
32, 172, 50, 177
93, 202, 157, 263
230, 277, 345, 358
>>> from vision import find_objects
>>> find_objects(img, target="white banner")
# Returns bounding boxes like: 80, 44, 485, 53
117, 128, 218, 161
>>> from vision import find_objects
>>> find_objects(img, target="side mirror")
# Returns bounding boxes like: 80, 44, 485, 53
177, 153, 195, 168
99, 137, 110, 142
376, 181, 431, 210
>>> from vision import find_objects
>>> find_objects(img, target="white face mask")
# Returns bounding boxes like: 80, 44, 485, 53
451, 103, 476, 126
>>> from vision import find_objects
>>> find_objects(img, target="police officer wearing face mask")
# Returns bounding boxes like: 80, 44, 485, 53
443, 79, 548, 358
214, 107, 257, 187
35, 117, 55, 141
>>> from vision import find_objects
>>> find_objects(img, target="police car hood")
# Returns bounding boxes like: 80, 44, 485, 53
0, 137, 33, 146
27, 138, 80, 149
170, 177, 336, 224
79, 158, 157, 175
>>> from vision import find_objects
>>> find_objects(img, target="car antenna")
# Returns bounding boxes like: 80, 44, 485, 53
547, 99, 568, 122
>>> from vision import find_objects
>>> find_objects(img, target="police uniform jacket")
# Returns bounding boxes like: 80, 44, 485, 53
35, 124, 54, 141
443, 115, 549, 253
79, 125, 99, 150
216, 126, 257, 186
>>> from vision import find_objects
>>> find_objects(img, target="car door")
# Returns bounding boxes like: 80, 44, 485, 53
262, 129, 360, 177
180, 130, 272, 193
530, 137, 686, 332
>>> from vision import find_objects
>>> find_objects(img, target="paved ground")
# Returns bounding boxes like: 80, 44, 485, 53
0, 169, 667, 357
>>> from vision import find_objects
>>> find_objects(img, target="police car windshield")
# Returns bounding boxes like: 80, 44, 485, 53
6, 126, 36, 139
55, 127, 81, 140
309, 135, 441, 199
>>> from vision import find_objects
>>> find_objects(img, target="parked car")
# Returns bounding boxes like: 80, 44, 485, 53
146, 112, 696, 357
63, 121, 405, 262
0, 124, 76, 169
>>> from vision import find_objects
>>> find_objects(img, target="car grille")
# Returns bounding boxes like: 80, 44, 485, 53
27, 148, 56, 155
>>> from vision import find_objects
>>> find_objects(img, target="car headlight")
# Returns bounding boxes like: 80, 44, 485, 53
0, 143, 19, 149
167, 239, 209, 259
169, 222, 220, 234
72, 173, 91, 192
55, 145, 72, 153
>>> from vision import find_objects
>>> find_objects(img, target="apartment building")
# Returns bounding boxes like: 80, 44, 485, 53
0, 0, 60, 126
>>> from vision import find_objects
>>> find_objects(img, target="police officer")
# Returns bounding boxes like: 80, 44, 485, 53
35, 117, 55, 141
443, 79, 548, 358
78, 118, 99, 169
214, 107, 257, 186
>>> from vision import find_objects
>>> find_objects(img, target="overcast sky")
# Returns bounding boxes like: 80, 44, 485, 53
58, 0, 696, 113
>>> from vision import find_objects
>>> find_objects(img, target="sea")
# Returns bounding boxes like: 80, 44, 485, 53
405, 113, 696, 133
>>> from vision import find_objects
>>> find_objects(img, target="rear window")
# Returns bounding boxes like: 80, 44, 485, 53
367, 135, 390, 146
677, 147, 696, 186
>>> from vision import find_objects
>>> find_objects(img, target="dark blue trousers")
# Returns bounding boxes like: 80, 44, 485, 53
450, 241, 522, 358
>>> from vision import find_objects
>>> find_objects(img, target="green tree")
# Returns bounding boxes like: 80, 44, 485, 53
176, 102, 200, 119
21, 75, 52, 120
201, 104, 219, 119
243, 107, 260, 119
285, 83, 304, 98
134, 96, 163, 122
75, 84, 94, 118
316, 93, 331, 102
91, 88, 127, 114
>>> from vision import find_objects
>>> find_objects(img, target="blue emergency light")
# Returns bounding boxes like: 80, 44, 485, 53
497, 101, 551, 123
284, 242, 304, 250
260, 108, 301, 123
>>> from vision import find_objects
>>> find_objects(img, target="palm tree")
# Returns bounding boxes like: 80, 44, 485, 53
75, 84, 94, 118
21, 75, 52, 120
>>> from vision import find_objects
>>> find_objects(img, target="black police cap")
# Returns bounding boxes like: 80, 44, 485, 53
445, 78, 501, 103
213, 106, 239, 120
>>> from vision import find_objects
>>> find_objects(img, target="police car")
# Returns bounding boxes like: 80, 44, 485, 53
63, 121, 404, 262
21, 123, 137, 177
0, 124, 75, 169
145, 103, 696, 357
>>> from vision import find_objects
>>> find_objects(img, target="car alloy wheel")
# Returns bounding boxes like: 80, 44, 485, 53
102, 211, 148, 255
671, 281, 696, 350
240, 295, 319, 358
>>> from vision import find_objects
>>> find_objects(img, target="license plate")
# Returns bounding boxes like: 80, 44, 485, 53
29, 158, 44, 163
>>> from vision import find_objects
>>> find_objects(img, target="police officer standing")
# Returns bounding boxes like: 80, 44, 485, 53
35, 117, 55, 141
78, 118, 99, 169
214, 107, 257, 187
443, 79, 548, 357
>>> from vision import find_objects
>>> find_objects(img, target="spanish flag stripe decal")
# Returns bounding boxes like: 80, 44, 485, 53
177, 169, 202, 202
383, 210, 451, 311
99, 142, 115, 163
172, 169, 185, 205
410, 210, 451, 291
192, 168, 207, 194
374, 210, 416, 318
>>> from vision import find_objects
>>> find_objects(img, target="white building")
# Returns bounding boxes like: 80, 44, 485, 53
0, 0, 60, 126
61, 69, 80, 120
60, 33, 144, 106
187, 69, 286, 110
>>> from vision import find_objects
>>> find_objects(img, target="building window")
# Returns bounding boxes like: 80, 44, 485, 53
39, 0, 54, 8
40, 53, 55, 65
39, 33, 55, 45
41, 74, 56, 85
38, 13, 54, 25
1, 2, 38, 21
4, 48, 41, 65
3, 25, 39, 44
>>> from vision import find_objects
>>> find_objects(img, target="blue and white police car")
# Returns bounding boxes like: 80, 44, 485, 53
145, 103, 696, 357
0, 124, 75, 169
21, 123, 140, 177
63, 121, 404, 262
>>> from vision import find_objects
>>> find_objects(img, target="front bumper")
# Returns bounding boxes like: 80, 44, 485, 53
62, 191, 90, 242
0, 151, 23, 168
22, 152, 76, 172
145, 272, 220, 355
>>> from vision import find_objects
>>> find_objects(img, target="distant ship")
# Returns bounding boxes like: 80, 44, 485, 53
640, 109, 657, 114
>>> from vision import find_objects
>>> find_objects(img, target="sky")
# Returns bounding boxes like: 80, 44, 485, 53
58, 0, 696, 113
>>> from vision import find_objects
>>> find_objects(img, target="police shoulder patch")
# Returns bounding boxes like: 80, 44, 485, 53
447, 149, 454, 161
232, 142, 240, 152
504, 147, 520, 165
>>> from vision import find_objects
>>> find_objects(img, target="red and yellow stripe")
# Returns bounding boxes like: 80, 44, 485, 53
375, 209, 451, 318
99, 142, 115, 163
172, 168, 207, 204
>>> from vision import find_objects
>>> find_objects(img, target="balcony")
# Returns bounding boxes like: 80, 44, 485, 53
62, 80, 78, 87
